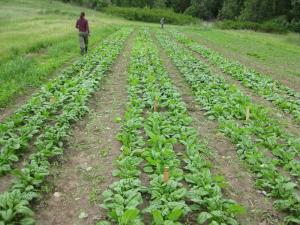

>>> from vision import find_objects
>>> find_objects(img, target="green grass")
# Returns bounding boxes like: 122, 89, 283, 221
0, 0, 125, 108
181, 26, 300, 89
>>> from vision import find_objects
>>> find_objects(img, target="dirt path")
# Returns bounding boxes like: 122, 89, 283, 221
34, 31, 135, 225
152, 32, 284, 225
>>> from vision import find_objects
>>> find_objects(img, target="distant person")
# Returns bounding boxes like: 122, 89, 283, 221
76, 12, 90, 55
160, 17, 165, 29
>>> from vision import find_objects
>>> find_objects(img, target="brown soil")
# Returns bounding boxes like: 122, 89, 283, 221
152, 32, 284, 225
184, 32, 300, 93
0, 174, 15, 193
34, 31, 135, 225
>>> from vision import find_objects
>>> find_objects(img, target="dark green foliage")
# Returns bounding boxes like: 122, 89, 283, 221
184, 0, 223, 19
165, 0, 191, 13
240, 0, 291, 21
219, 0, 244, 19
61, 0, 300, 32
291, 0, 300, 20
103, 6, 196, 24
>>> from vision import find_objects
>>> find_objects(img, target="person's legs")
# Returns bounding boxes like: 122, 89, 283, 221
84, 33, 88, 53
79, 33, 85, 55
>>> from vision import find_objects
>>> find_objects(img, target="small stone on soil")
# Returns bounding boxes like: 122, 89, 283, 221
79, 211, 88, 219
53, 192, 61, 198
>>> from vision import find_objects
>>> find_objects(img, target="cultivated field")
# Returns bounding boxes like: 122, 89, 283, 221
1, 0, 300, 225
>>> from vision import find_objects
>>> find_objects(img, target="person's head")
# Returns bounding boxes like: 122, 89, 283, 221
80, 12, 85, 19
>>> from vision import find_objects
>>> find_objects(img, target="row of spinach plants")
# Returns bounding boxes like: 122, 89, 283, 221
159, 30, 300, 183
169, 30, 300, 125
98, 30, 243, 225
156, 30, 300, 224
0, 27, 121, 176
0, 27, 133, 225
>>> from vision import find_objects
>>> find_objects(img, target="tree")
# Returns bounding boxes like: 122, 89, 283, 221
219, 0, 244, 19
291, 0, 300, 20
240, 0, 292, 21
184, 0, 223, 20
153, 0, 167, 8
166, 0, 191, 13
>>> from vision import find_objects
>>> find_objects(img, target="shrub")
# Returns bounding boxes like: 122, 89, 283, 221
103, 6, 197, 25
288, 19, 300, 32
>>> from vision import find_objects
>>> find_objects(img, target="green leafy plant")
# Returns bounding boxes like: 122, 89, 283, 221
156, 29, 300, 223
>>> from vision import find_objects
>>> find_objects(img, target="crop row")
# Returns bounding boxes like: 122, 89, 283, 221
0, 27, 121, 176
159, 30, 300, 183
0, 27, 133, 225
97, 30, 243, 225
169, 30, 300, 125
156, 31, 300, 224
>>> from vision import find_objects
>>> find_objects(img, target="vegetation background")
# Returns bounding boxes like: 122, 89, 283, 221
60, 0, 300, 33
1, 0, 299, 111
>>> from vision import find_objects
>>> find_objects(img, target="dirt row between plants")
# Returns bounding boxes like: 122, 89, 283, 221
34, 31, 136, 225
152, 32, 284, 225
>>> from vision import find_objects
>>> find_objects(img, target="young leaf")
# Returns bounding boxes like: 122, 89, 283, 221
152, 209, 164, 224
197, 212, 212, 224
121, 208, 139, 224
168, 207, 183, 222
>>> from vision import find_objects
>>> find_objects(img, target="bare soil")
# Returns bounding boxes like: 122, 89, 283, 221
153, 32, 284, 225
34, 31, 135, 225
0, 174, 14, 193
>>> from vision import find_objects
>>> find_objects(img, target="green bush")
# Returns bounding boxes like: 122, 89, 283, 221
103, 6, 197, 25
289, 20, 300, 32
215, 20, 288, 34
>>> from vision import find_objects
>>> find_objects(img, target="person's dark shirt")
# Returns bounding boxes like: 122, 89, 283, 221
76, 18, 89, 33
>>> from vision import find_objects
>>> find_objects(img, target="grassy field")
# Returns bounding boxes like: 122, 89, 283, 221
0, 0, 126, 108
181, 26, 300, 90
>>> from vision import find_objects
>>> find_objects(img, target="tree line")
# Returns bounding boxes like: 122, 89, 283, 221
62, 0, 300, 30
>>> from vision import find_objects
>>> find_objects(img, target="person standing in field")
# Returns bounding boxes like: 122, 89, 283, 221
160, 17, 165, 29
76, 12, 90, 55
